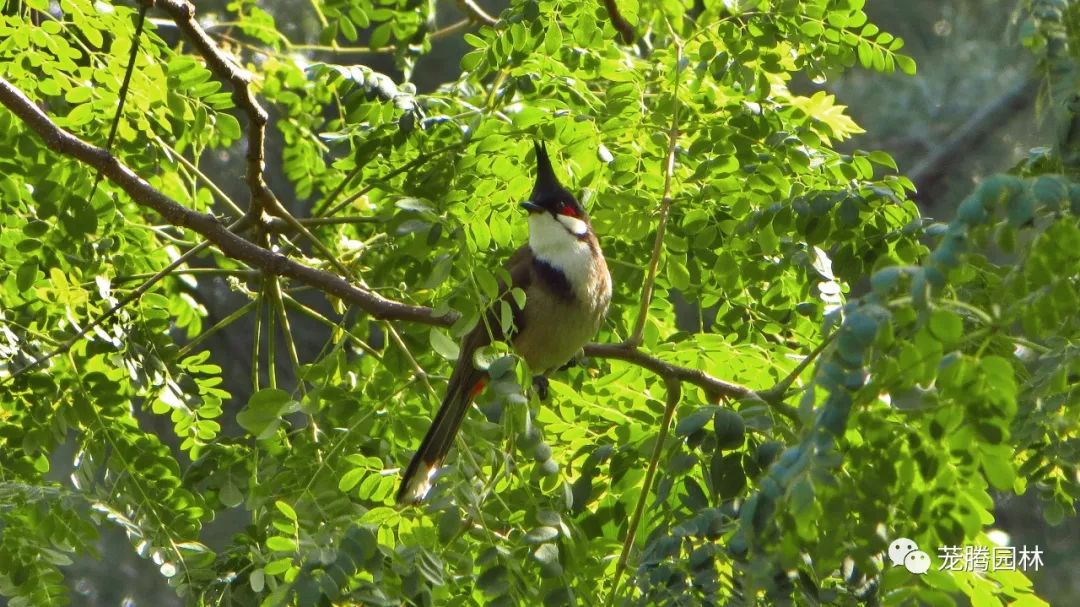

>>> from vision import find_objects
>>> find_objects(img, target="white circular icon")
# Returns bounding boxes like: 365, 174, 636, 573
888, 537, 918, 567
904, 550, 931, 574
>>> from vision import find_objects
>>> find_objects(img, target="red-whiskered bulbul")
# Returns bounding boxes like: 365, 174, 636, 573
397, 141, 612, 504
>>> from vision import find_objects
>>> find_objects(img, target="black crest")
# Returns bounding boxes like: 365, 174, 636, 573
529, 141, 585, 217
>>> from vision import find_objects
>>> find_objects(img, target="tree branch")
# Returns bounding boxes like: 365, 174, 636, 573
0, 75, 804, 420
142, 0, 275, 218
628, 44, 682, 347
757, 331, 837, 407
602, 0, 635, 44
608, 377, 681, 605
0, 77, 446, 327
908, 76, 1036, 206
456, 0, 497, 26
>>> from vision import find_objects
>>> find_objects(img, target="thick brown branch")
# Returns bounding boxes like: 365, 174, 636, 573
0, 76, 801, 422
602, 0, 635, 44
143, 0, 275, 217
0, 77, 445, 327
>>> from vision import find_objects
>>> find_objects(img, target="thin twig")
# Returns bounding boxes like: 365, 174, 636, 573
106, 5, 147, 151
265, 280, 278, 389
153, 135, 244, 219
275, 216, 379, 229
263, 198, 357, 279
456, 0, 497, 26
608, 377, 681, 605
177, 300, 258, 358
308, 0, 329, 28
281, 295, 383, 361
627, 46, 683, 347
112, 267, 258, 285
269, 277, 304, 395
757, 331, 837, 406
84, 4, 148, 229
314, 143, 464, 218
2, 235, 226, 384
209, 18, 473, 58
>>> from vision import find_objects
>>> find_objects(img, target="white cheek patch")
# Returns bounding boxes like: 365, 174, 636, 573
556, 213, 588, 236
528, 213, 593, 296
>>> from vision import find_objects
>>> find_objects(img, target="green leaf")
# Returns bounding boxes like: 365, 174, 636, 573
461, 50, 484, 71
524, 526, 559, 544
533, 543, 562, 577
236, 389, 293, 439
545, 21, 563, 55
22, 219, 49, 237
676, 407, 713, 437
369, 23, 392, 50
713, 409, 746, 450
338, 468, 365, 493
219, 482, 243, 508
666, 257, 691, 290
218, 113, 242, 140
896, 54, 917, 75
429, 328, 460, 360
477, 565, 509, 597
16, 238, 41, 252
980, 445, 1015, 492
66, 102, 95, 126
274, 500, 298, 522
16, 261, 38, 291
928, 309, 963, 346
266, 536, 298, 552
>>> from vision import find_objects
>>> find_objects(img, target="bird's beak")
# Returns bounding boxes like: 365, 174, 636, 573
520, 201, 544, 214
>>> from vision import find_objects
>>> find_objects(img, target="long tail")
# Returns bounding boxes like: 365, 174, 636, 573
397, 373, 486, 504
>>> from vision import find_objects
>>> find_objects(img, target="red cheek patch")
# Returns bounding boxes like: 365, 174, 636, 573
559, 206, 579, 218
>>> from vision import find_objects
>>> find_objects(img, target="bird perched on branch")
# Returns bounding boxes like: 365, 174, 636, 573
397, 141, 611, 504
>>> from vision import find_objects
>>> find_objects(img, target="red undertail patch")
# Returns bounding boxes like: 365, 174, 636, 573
469, 379, 487, 400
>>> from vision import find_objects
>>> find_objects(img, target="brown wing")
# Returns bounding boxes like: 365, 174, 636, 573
456, 245, 534, 360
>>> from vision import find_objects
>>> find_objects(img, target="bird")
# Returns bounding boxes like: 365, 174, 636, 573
397, 141, 612, 504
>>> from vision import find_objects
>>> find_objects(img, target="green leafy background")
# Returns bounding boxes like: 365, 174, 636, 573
0, 0, 1077, 605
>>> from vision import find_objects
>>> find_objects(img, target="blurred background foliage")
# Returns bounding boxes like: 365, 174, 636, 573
1, 0, 1079, 605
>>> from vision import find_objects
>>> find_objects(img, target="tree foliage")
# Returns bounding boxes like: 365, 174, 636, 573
0, 0, 1076, 605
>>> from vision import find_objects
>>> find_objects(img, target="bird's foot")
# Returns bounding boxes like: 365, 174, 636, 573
532, 375, 550, 401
